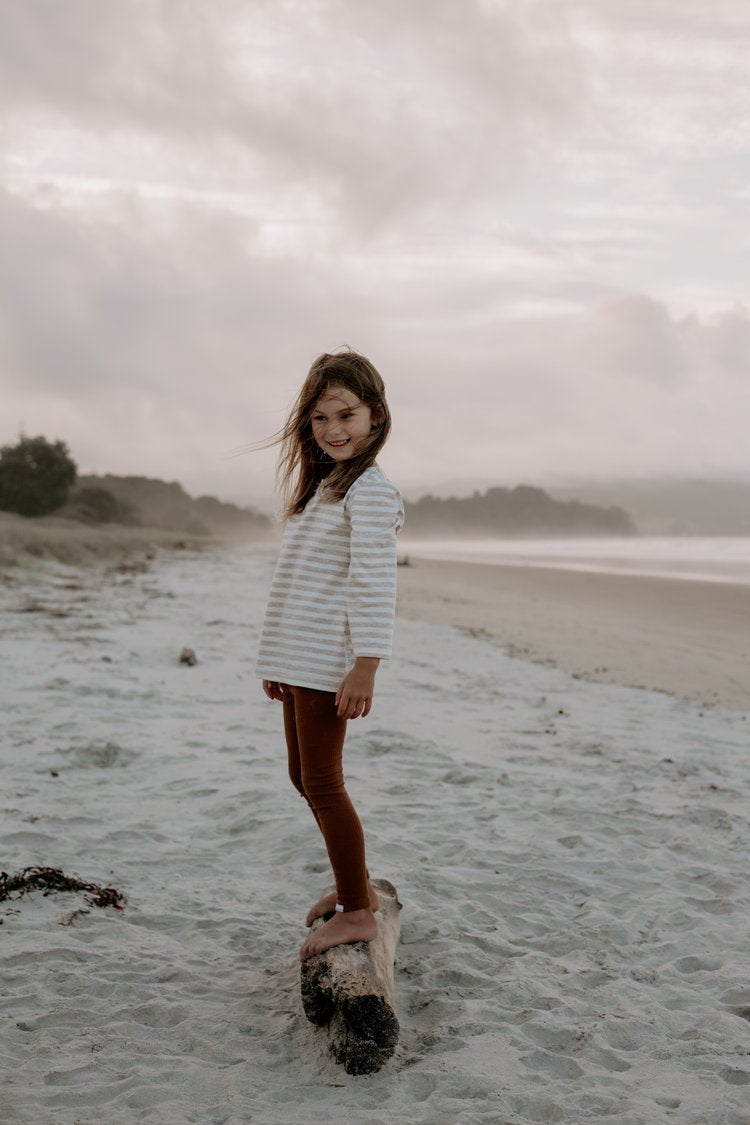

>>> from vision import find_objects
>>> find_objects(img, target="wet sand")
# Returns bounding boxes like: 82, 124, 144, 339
397, 557, 750, 710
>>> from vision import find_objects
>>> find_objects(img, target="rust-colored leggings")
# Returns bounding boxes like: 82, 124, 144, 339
281, 684, 370, 912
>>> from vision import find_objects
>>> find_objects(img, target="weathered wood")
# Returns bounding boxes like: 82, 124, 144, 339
300, 878, 401, 1075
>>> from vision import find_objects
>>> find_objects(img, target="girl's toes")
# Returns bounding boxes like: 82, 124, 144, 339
299, 935, 318, 961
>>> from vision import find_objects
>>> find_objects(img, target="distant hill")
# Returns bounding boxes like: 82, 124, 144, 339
404, 485, 637, 537
71, 474, 271, 538
550, 479, 750, 536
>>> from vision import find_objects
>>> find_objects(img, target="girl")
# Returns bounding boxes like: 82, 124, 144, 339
256, 349, 403, 962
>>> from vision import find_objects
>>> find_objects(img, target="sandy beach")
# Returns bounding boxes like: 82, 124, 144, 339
397, 557, 750, 711
2, 538, 749, 1123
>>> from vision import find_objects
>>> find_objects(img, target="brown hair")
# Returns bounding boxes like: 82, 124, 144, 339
277, 349, 392, 517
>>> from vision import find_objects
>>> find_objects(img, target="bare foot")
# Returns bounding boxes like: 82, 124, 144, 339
305, 885, 380, 927
300, 908, 378, 961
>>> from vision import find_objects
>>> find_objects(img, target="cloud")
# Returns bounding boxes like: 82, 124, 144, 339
0, 2, 234, 132
0, 0, 589, 234
392, 297, 750, 495
1, 2, 748, 502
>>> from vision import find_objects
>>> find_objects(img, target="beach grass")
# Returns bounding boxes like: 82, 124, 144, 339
0, 511, 217, 572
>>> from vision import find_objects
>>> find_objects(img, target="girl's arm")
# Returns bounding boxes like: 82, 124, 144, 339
341, 475, 404, 718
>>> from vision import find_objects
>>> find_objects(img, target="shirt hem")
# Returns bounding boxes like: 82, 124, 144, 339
256, 669, 345, 693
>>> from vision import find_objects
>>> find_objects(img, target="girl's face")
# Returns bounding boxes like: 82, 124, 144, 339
310, 385, 375, 461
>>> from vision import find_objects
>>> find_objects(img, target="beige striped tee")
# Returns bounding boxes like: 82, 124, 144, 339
256, 465, 404, 692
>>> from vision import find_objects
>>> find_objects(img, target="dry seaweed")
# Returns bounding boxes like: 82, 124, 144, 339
0, 866, 125, 910
17, 599, 71, 617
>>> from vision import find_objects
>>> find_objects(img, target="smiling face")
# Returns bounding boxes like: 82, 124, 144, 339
310, 385, 375, 461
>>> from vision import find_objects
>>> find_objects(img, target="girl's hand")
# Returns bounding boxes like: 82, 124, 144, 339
336, 657, 380, 719
262, 680, 284, 701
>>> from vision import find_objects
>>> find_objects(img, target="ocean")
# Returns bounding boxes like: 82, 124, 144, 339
397, 535, 750, 586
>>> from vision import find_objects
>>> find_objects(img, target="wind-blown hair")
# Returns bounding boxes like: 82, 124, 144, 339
277, 349, 392, 517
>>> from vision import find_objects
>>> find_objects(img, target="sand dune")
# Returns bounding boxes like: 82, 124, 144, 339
0, 511, 216, 570
1, 544, 748, 1123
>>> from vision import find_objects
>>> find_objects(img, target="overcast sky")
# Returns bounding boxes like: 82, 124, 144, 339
1, 0, 749, 507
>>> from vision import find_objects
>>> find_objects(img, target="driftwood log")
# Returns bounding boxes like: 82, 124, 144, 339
300, 878, 401, 1075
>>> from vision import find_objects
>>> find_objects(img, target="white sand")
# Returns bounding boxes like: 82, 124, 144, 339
1, 545, 749, 1124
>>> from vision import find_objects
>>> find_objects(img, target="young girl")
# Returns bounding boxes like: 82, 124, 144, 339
256, 349, 404, 962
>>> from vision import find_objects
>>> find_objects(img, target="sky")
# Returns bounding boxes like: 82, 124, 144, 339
1, 0, 749, 508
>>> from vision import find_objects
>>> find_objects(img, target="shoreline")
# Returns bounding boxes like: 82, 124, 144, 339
396, 555, 750, 711
4, 515, 748, 711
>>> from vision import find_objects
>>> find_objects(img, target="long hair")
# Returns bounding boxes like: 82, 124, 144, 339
277, 349, 392, 517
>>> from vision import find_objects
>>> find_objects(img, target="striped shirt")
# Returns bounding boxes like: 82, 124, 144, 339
256, 465, 404, 692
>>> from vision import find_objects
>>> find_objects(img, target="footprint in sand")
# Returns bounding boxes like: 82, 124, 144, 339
673, 954, 723, 975
719, 1067, 750, 1085
56, 741, 139, 769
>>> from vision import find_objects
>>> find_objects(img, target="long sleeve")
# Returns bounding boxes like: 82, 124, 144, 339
345, 472, 404, 658
257, 466, 403, 691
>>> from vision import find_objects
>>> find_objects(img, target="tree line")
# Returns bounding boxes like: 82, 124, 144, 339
1, 434, 639, 537
403, 485, 637, 537
0, 434, 269, 536
0, 435, 77, 517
